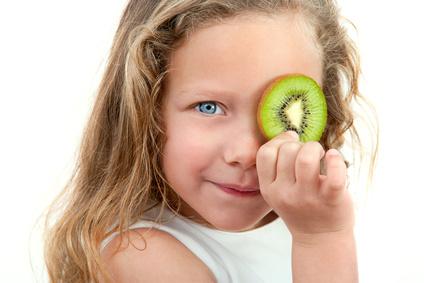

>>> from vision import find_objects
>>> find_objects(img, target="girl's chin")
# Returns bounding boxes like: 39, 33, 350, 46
179, 200, 275, 232
186, 210, 277, 232
218, 211, 278, 232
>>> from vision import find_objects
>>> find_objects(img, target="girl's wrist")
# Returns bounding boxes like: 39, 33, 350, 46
291, 227, 356, 248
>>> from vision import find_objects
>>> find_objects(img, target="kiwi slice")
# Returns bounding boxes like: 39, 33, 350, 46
257, 74, 327, 143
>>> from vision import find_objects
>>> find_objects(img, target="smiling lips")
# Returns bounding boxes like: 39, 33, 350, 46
213, 182, 261, 197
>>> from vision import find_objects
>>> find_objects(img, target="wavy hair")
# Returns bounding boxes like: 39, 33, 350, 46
43, 0, 378, 282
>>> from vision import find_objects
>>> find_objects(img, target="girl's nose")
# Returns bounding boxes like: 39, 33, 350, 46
223, 122, 266, 170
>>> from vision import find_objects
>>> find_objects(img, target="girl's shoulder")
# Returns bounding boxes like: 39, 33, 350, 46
101, 227, 216, 282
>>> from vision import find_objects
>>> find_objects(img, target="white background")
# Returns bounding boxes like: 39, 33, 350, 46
1, 1, 423, 282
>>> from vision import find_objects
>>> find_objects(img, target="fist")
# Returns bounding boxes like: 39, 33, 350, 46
256, 131, 355, 240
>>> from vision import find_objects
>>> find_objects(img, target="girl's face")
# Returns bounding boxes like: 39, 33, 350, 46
162, 14, 322, 232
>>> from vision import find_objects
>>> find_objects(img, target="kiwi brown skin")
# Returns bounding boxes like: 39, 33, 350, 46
257, 73, 327, 142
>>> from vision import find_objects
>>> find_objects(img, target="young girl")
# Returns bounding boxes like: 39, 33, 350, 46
44, 0, 377, 282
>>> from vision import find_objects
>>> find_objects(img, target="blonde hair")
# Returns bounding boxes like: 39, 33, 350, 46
43, 0, 378, 282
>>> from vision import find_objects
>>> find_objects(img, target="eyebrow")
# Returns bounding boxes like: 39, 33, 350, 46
175, 87, 238, 100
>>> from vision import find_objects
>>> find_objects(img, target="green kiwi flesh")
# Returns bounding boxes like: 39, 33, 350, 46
258, 75, 327, 143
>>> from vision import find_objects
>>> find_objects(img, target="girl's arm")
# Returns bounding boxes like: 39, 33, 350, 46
257, 131, 358, 283
100, 228, 216, 282
291, 229, 358, 282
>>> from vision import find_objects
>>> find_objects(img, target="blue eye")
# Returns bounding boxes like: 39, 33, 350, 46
195, 102, 224, 115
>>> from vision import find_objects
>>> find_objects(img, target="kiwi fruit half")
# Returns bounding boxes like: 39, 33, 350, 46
257, 74, 327, 143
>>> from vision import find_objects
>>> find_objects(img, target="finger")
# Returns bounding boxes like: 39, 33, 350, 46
295, 141, 325, 189
275, 141, 302, 185
257, 131, 299, 185
322, 149, 347, 199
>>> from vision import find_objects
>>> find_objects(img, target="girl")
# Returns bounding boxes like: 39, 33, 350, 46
44, 0, 377, 282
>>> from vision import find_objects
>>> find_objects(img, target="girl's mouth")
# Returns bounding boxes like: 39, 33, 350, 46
212, 182, 261, 198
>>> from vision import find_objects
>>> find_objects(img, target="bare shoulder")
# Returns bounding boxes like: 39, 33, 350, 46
101, 228, 216, 283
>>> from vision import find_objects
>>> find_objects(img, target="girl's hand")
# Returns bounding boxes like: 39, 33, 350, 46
256, 131, 355, 243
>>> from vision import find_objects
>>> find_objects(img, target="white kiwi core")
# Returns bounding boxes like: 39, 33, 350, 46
285, 100, 303, 128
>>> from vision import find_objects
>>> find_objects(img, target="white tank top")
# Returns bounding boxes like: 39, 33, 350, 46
102, 208, 293, 282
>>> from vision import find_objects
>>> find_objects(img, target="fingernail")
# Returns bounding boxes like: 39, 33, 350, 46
327, 148, 340, 156
285, 131, 299, 140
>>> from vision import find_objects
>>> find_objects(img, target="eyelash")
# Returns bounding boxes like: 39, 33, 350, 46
194, 102, 225, 115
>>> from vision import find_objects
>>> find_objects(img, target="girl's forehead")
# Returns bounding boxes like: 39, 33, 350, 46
173, 11, 321, 64
174, 9, 318, 46
166, 14, 323, 96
